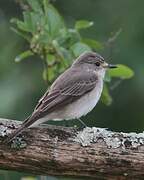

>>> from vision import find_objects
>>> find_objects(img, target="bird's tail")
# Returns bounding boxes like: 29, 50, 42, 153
4, 115, 35, 144
3, 124, 27, 144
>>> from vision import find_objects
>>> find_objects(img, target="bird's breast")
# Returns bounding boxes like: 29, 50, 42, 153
61, 79, 104, 119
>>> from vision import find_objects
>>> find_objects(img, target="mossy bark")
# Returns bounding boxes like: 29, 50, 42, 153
0, 118, 144, 179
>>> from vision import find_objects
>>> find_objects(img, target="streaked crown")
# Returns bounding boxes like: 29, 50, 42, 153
72, 51, 105, 68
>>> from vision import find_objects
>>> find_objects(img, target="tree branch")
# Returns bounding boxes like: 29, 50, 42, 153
0, 118, 144, 179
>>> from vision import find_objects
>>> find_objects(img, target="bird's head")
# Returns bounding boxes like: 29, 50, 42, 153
73, 52, 117, 78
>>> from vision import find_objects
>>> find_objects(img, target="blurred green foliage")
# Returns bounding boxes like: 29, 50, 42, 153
11, 0, 133, 106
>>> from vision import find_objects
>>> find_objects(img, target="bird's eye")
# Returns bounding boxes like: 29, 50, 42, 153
95, 61, 100, 67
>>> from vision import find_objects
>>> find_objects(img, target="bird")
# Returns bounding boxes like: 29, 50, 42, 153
4, 51, 117, 143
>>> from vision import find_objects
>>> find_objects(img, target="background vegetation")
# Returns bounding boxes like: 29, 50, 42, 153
0, 0, 143, 179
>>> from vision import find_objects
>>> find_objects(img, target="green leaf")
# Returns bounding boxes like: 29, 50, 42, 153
10, 18, 19, 24
83, 38, 103, 50
43, 67, 55, 82
11, 17, 33, 33
16, 20, 30, 32
44, 4, 65, 38
70, 42, 91, 57
23, 11, 34, 33
15, 50, 33, 62
10, 27, 31, 41
101, 84, 112, 106
43, 0, 49, 13
11, 17, 32, 33
46, 54, 55, 65
56, 28, 81, 48
75, 20, 93, 30
59, 47, 73, 62
108, 64, 134, 79
104, 72, 111, 82
11, 18, 30, 33
52, 40, 64, 58
65, 29, 81, 47
52, 40, 69, 68
27, 0, 42, 13
23, 11, 44, 33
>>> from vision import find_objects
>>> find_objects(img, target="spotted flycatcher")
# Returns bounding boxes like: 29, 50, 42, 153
5, 52, 117, 143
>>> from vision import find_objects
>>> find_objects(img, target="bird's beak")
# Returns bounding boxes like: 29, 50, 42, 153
108, 64, 117, 68
103, 62, 117, 69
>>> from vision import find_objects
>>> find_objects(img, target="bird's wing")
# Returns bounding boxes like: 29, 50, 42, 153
37, 71, 97, 111
38, 79, 96, 113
